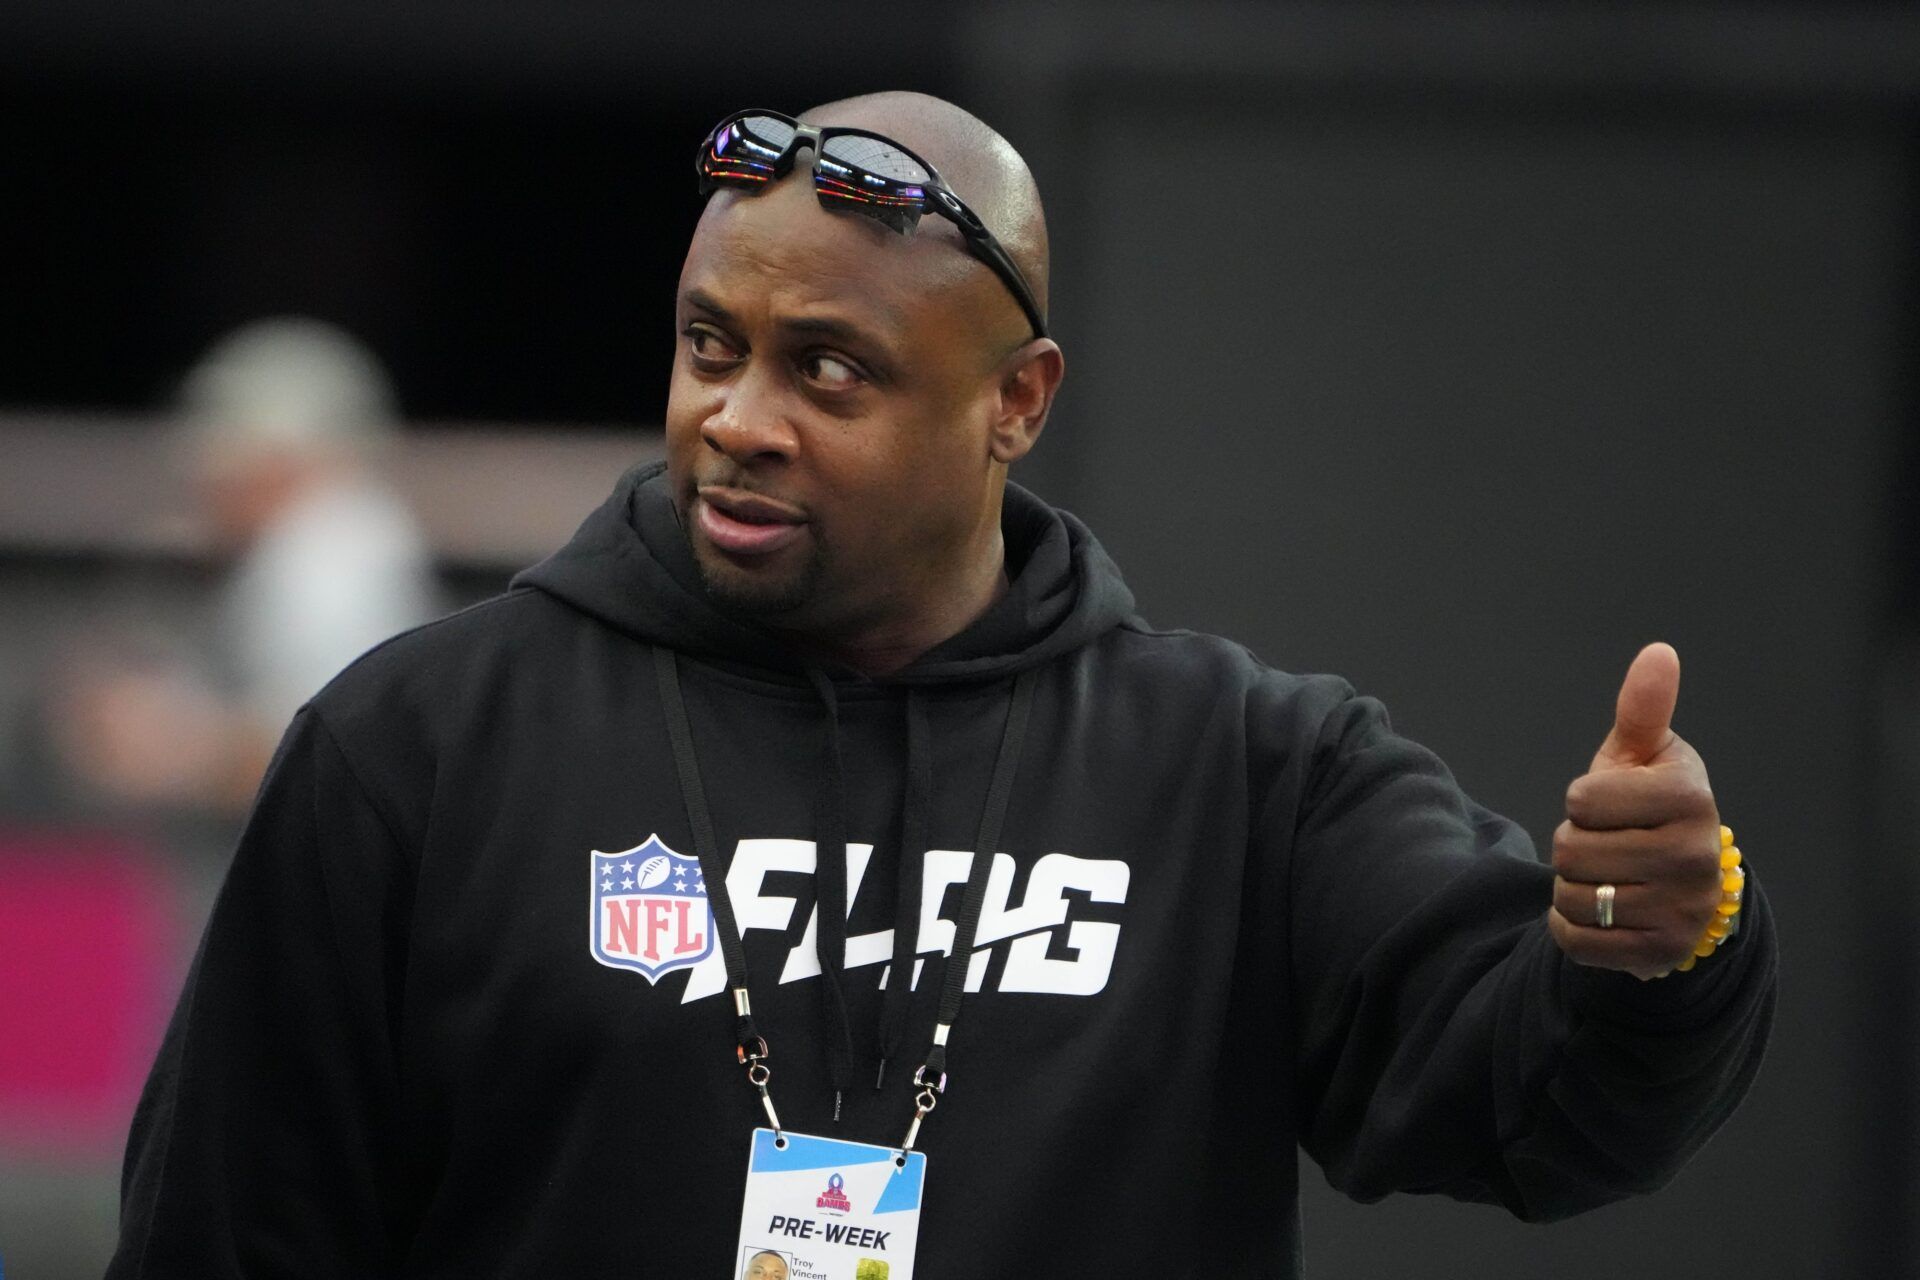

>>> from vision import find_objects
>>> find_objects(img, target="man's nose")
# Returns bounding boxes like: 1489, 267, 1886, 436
700, 367, 799, 466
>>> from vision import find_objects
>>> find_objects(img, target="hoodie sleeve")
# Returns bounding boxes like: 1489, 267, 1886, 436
1270, 679, 1776, 1222
108, 706, 416, 1277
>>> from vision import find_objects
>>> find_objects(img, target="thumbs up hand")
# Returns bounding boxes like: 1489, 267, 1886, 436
1547, 643, 1724, 980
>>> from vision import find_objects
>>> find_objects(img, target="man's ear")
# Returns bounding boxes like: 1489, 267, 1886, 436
987, 339, 1065, 465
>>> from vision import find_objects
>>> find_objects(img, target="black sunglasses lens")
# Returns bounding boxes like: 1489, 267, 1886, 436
821, 133, 929, 184
703, 114, 795, 185
815, 134, 929, 232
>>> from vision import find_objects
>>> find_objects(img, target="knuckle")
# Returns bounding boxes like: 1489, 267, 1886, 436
1675, 777, 1715, 815
1681, 834, 1721, 883
1551, 823, 1579, 873
1564, 777, 1595, 824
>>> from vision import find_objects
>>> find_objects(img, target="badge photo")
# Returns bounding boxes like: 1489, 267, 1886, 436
741, 1247, 794, 1279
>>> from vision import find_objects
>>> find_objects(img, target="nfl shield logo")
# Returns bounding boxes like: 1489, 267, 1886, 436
589, 835, 714, 983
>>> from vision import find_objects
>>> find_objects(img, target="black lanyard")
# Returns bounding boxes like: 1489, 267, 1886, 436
652, 645, 1036, 1154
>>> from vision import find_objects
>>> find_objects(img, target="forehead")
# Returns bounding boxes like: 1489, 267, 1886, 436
680, 176, 981, 333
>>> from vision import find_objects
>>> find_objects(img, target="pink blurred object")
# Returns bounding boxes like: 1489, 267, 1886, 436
0, 831, 180, 1160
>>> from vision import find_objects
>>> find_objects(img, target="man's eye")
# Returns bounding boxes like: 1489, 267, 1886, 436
685, 327, 738, 362
802, 353, 863, 391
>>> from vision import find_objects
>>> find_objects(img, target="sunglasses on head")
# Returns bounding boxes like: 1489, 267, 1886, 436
695, 108, 1048, 342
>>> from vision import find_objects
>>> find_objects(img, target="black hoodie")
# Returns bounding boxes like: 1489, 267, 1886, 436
110, 463, 1775, 1278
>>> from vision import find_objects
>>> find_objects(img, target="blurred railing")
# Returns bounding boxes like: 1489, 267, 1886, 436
0, 412, 660, 571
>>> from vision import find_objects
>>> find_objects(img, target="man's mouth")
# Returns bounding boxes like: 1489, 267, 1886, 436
694, 485, 810, 557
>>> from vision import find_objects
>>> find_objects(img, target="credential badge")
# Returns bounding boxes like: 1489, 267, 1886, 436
589, 834, 713, 983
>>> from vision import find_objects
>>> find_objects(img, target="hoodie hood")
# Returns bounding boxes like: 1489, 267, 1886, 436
512, 460, 1136, 682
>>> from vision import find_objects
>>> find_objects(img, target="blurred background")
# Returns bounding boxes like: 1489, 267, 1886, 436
1, 2, 1914, 1276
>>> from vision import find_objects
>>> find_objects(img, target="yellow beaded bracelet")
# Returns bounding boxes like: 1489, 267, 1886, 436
1673, 825, 1742, 974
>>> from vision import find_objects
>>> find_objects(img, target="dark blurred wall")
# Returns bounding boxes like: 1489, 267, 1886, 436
0, 2, 963, 422
970, 6, 1917, 1277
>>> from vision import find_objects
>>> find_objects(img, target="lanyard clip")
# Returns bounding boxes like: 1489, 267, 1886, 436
733, 992, 782, 1140
898, 1062, 946, 1157
898, 1085, 936, 1157
742, 1050, 782, 1139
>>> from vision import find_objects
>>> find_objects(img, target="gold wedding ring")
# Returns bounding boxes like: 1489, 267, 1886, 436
1595, 883, 1617, 929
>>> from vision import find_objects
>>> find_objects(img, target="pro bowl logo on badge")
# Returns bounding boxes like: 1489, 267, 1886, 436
590, 835, 713, 982
815, 1173, 852, 1216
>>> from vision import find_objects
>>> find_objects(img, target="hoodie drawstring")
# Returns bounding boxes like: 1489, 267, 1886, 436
653, 646, 763, 1060
875, 688, 931, 1088
803, 668, 860, 1114
918, 667, 1034, 1090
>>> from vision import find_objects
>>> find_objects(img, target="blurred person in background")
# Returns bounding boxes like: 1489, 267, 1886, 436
53, 317, 442, 817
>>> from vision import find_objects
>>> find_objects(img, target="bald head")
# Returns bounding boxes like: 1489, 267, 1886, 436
797, 91, 1049, 322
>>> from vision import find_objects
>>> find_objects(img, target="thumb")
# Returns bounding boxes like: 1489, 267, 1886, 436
1594, 642, 1680, 769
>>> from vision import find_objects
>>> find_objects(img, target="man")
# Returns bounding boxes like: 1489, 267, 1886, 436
109, 93, 1774, 1277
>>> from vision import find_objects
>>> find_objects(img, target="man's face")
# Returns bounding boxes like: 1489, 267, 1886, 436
667, 172, 1019, 640
746, 1251, 789, 1280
